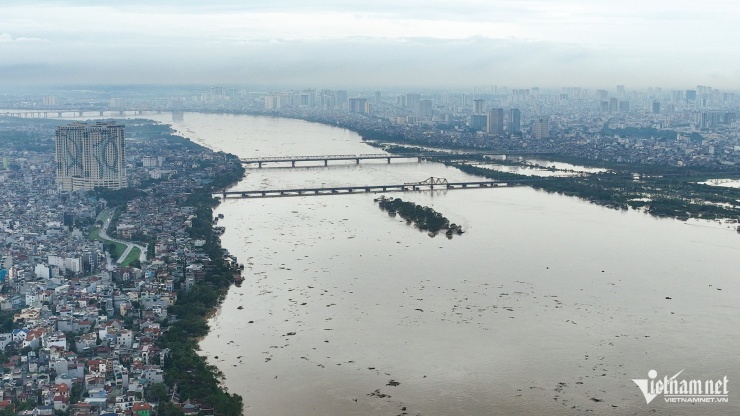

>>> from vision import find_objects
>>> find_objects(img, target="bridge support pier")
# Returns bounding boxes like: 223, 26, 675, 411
58, 112, 63, 118
292, 161, 296, 167
78, 111, 83, 117
258, 162, 262, 168
324, 160, 328, 166
355, 159, 360, 164
99, 111, 104, 116
387, 157, 391, 163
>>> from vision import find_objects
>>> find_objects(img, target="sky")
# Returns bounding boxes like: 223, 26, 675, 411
1, 0, 739, 90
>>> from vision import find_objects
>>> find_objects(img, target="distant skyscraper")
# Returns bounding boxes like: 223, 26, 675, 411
473, 99, 485, 115
616, 85, 625, 96
375, 90, 382, 105
685, 90, 697, 102
405, 93, 421, 109
42, 96, 56, 106
533, 119, 549, 139
609, 98, 618, 113
652, 101, 661, 114
416, 99, 433, 118
348, 98, 368, 114
55, 121, 127, 191
508, 108, 521, 133
336, 90, 348, 108
470, 115, 488, 132
487, 108, 504, 135
619, 101, 630, 113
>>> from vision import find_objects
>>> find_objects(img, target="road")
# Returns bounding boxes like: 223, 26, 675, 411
95, 209, 147, 265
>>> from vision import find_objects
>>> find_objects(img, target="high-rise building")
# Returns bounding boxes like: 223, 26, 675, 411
508, 108, 521, 133
55, 121, 127, 191
652, 101, 661, 114
487, 108, 504, 135
469, 115, 488, 132
348, 98, 368, 114
473, 99, 485, 115
416, 99, 433, 118
609, 98, 618, 113
375, 90, 382, 105
405, 93, 421, 109
336, 90, 348, 108
533, 119, 549, 139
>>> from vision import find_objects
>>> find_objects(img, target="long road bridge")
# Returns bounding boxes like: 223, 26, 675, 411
241, 151, 554, 167
1, 109, 162, 118
218, 177, 539, 199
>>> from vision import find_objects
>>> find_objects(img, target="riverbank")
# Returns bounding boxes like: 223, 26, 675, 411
151, 152, 246, 416
83, 119, 247, 415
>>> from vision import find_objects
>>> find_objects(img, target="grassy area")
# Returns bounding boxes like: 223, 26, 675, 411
88, 226, 128, 261
95, 208, 111, 226
112, 242, 128, 260
120, 247, 141, 267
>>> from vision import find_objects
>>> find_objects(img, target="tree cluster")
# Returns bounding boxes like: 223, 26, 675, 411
377, 197, 450, 233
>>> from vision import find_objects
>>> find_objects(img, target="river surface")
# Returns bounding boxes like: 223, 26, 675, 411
71, 112, 740, 414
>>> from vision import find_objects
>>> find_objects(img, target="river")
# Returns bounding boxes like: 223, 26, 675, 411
93, 112, 740, 414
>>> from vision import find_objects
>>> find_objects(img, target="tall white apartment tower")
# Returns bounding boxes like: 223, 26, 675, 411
55, 121, 127, 191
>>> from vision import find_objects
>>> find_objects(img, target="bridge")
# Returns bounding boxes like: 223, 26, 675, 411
240, 151, 554, 168
218, 177, 537, 199
0, 109, 162, 118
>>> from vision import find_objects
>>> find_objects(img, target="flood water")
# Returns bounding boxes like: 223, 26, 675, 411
144, 113, 740, 414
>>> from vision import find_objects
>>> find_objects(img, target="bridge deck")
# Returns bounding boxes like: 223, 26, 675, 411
240, 152, 554, 166
218, 179, 538, 198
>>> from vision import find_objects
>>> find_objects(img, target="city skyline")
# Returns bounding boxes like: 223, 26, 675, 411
1, 1, 739, 89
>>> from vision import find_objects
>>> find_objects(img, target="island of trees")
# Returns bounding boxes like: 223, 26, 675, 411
376, 196, 464, 237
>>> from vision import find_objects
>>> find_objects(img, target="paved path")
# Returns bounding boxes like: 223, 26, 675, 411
95, 209, 147, 265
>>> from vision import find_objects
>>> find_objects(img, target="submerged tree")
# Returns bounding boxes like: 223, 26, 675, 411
376, 196, 462, 236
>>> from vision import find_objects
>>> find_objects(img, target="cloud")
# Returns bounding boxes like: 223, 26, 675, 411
0, 2, 738, 89
0, 32, 46, 42
0, 35, 732, 89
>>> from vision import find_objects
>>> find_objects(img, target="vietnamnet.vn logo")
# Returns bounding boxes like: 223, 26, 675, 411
633, 369, 729, 404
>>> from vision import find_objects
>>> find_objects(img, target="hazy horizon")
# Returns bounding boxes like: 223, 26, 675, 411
1, 1, 739, 90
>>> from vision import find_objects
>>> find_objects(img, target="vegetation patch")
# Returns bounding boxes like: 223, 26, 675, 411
376, 196, 464, 237
120, 247, 141, 268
